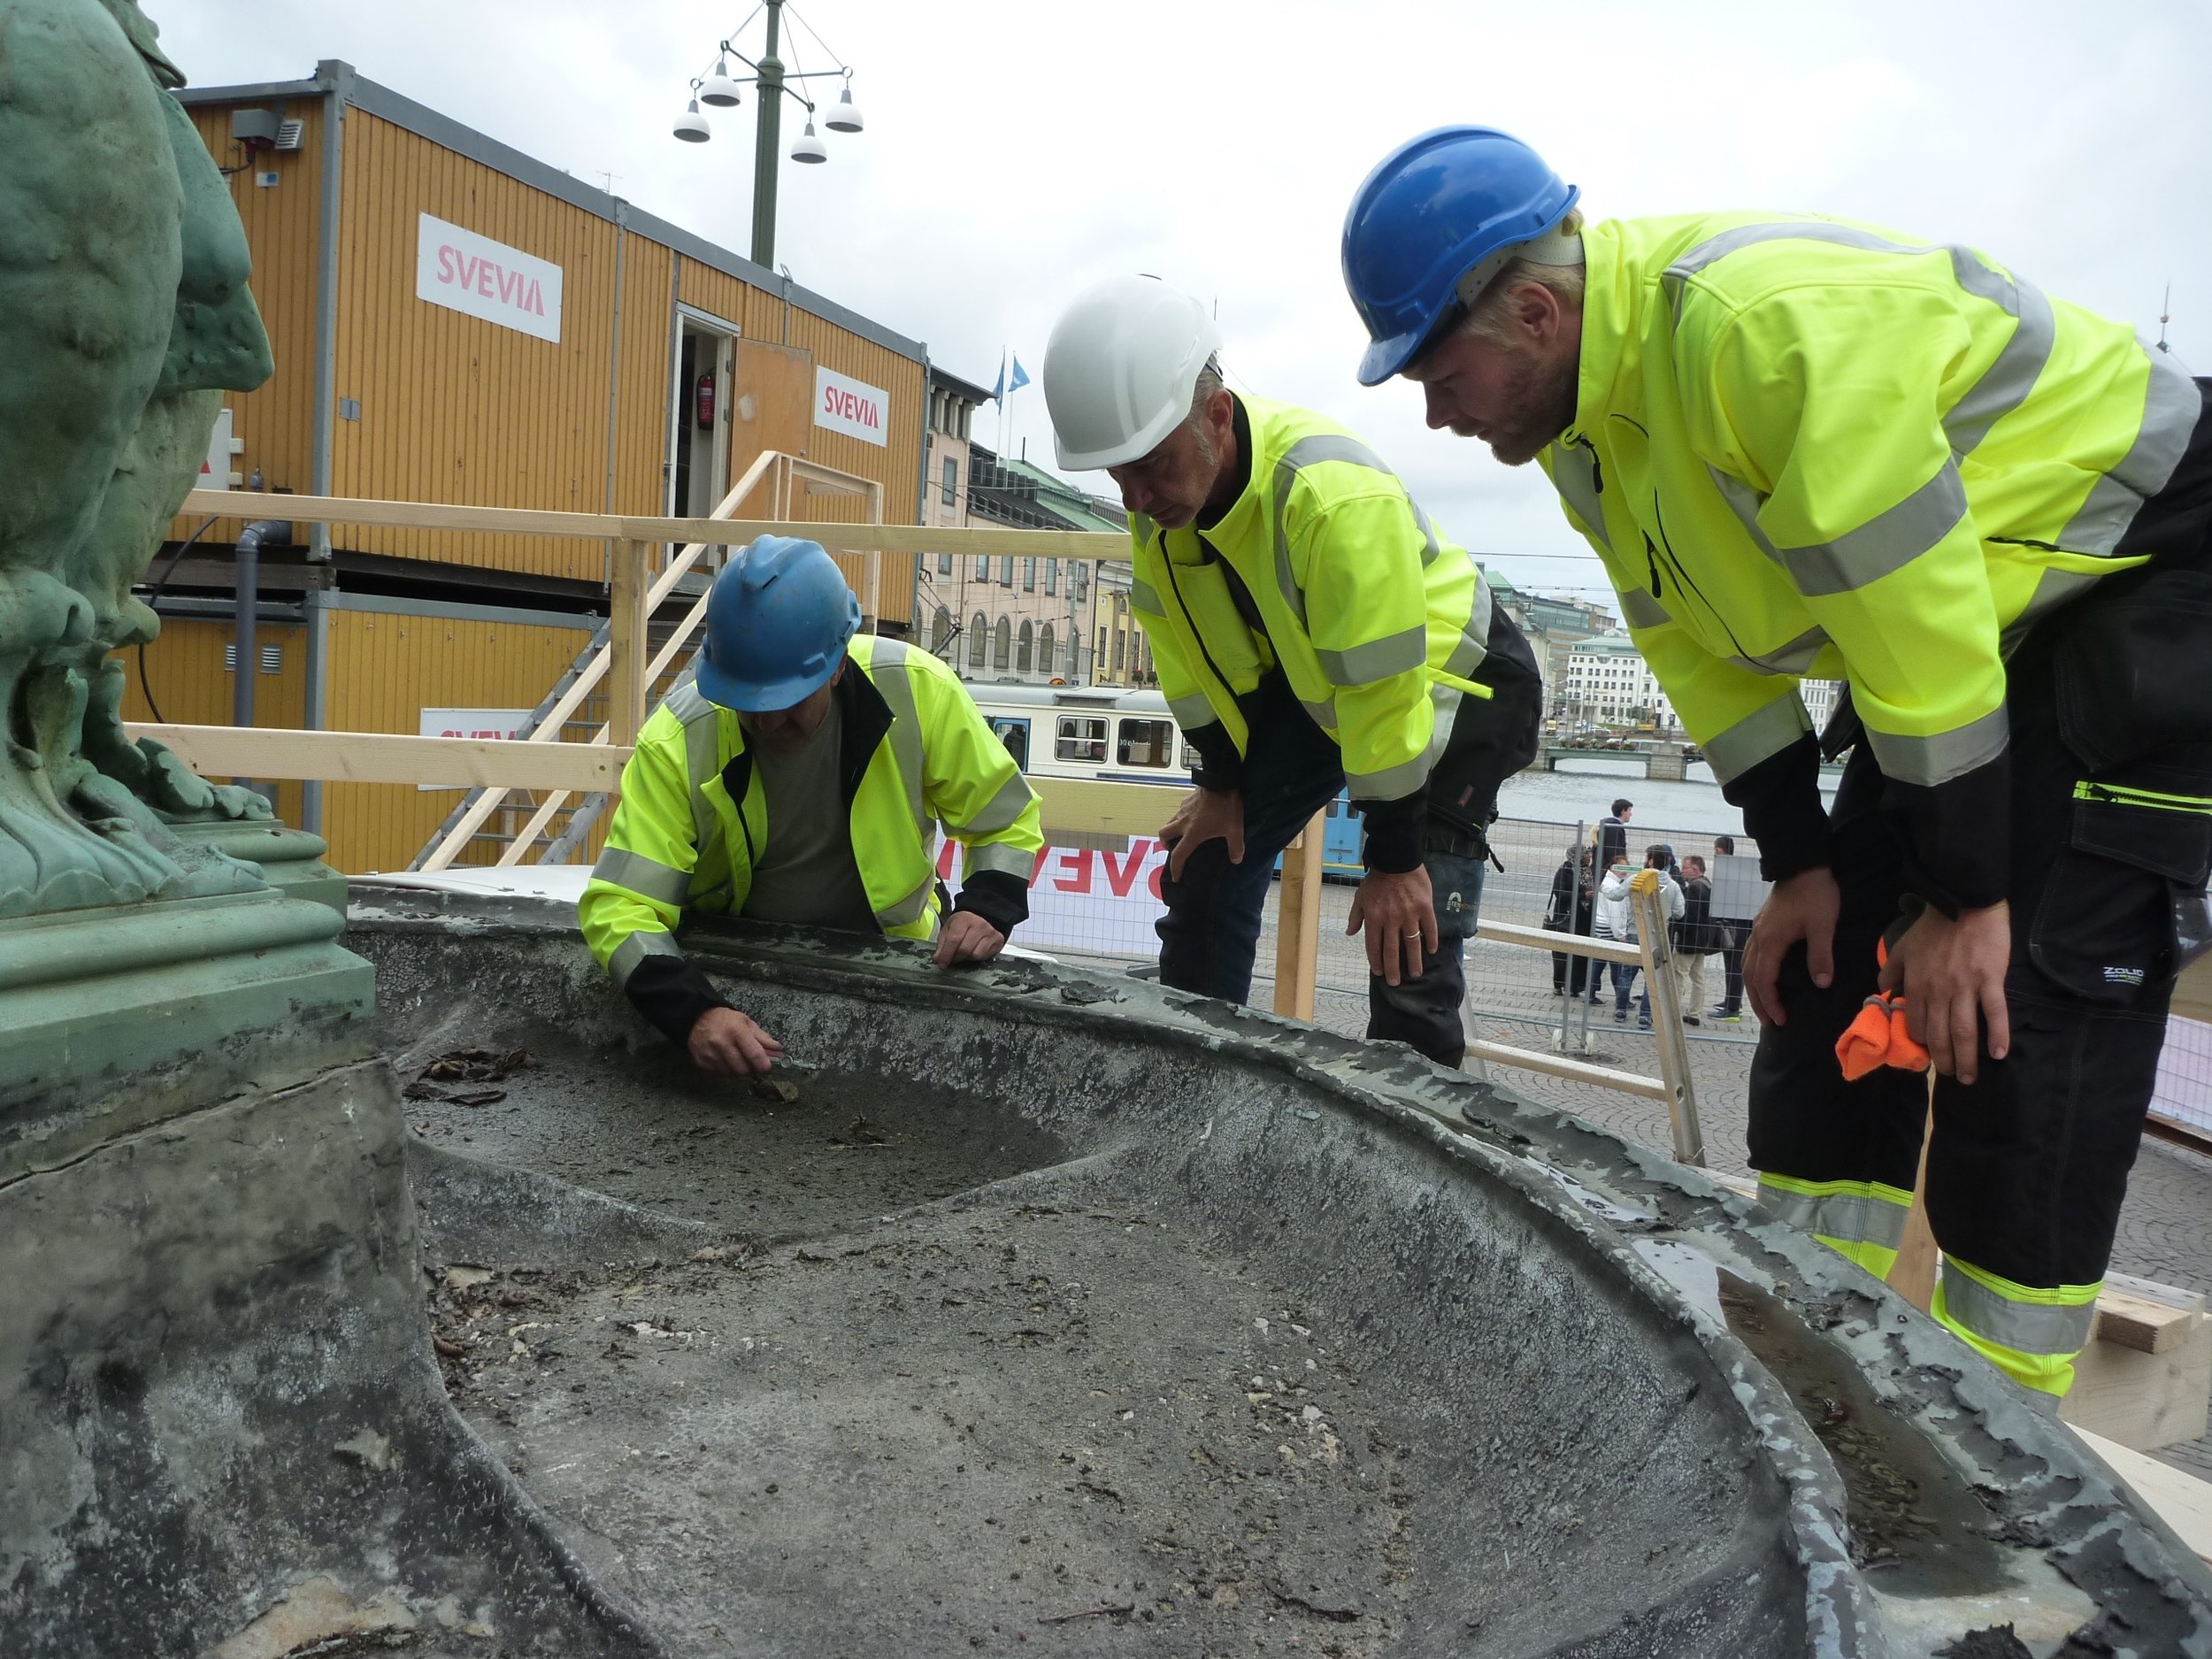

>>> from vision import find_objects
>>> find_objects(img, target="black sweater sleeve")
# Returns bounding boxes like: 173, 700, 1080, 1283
1721, 733, 1833, 884
952, 869, 1029, 938
1183, 720, 1245, 792
623, 951, 732, 1046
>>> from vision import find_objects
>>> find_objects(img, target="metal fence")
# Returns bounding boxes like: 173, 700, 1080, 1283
1032, 810, 1761, 1045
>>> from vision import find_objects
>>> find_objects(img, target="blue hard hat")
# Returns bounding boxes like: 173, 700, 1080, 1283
1341, 127, 1578, 386
695, 536, 861, 712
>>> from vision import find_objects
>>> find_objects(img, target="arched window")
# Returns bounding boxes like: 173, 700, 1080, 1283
1017, 620, 1034, 674
993, 616, 1012, 672
932, 606, 952, 653
968, 611, 987, 670
1038, 624, 1056, 677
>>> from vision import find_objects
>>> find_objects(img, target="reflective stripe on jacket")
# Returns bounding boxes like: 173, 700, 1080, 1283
1540, 212, 2200, 905
1126, 395, 1495, 808
579, 634, 1041, 989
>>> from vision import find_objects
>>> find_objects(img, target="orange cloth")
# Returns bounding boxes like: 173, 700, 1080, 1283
1834, 943, 1932, 1080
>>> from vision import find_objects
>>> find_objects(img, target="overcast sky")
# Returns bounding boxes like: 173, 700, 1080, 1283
159, 0, 2212, 609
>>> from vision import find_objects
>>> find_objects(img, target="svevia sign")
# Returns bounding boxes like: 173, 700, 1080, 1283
416, 214, 563, 343
815, 365, 888, 447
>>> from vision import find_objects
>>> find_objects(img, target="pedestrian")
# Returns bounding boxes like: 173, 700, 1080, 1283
1675, 855, 1717, 1026
1597, 797, 1632, 872
1345, 124, 2212, 1402
1601, 844, 1685, 1027
580, 539, 1043, 1078
1041, 276, 1544, 1070
1709, 834, 1751, 1023
1544, 841, 1596, 995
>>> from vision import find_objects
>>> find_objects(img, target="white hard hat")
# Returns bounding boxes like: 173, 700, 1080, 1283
1042, 275, 1222, 472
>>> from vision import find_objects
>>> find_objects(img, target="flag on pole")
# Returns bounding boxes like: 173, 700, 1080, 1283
990, 352, 1005, 403
1007, 356, 1031, 396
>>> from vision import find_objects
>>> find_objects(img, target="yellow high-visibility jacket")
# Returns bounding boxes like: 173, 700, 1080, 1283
1541, 212, 2201, 906
1127, 394, 1520, 870
579, 634, 1041, 1038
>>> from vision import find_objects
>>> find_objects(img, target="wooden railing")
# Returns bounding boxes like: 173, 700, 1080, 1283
142, 488, 1700, 1139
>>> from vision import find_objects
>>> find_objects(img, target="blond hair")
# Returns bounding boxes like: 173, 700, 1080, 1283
1459, 209, 1587, 348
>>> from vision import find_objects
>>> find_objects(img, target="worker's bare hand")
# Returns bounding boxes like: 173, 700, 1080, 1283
1164, 787, 1245, 882
1745, 866, 1840, 1026
687, 1006, 785, 1078
1348, 865, 1438, 987
933, 909, 1007, 969
1880, 902, 2012, 1085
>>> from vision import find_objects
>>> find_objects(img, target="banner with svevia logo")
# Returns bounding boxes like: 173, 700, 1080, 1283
416, 214, 563, 343
815, 365, 889, 447
935, 836, 1166, 954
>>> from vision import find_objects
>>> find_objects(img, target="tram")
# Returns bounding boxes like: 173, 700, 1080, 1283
963, 684, 1364, 878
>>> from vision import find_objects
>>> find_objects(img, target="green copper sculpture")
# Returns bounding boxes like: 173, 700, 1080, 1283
0, 0, 277, 921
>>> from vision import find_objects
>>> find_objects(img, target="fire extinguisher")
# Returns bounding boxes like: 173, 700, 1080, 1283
695, 373, 716, 431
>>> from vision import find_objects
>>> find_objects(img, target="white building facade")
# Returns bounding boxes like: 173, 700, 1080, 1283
1558, 634, 1677, 731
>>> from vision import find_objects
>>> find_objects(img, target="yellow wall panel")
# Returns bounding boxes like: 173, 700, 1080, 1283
316, 603, 596, 873
116, 617, 309, 827
171, 100, 327, 545
330, 111, 626, 582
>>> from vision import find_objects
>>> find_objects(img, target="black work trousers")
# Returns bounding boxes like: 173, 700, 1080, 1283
1156, 681, 1491, 1069
1751, 412, 2212, 1306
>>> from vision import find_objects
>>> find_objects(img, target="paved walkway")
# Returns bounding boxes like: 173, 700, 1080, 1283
1062, 876, 2212, 1480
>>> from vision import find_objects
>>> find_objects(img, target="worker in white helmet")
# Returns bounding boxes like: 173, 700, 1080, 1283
1041, 276, 1543, 1067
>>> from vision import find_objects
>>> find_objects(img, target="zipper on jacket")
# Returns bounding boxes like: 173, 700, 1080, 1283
2074, 780, 2212, 814
1157, 529, 1253, 723
1643, 534, 1662, 598
1648, 493, 1764, 665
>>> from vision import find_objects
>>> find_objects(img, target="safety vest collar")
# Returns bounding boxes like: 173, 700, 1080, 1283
1562, 219, 1643, 449
1191, 395, 1262, 550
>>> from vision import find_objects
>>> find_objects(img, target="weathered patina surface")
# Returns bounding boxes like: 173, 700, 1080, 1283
0, 0, 275, 926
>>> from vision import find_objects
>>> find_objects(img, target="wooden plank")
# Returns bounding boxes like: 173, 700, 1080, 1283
1632, 879, 1704, 1167
127, 725, 629, 791
606, 539, 650, 746
180, 490, 1128, 558
2060, 1308, 2211, 1451
2070, 1425, 2212, 1565
1271, 811, 1325, 1024
2098, 1286, 2207, 1356
1464, 1039, 1672, 1102
1478, 918, 1640, 965
1887, 1096, 1939, 1314
1031, 776, 1179, 839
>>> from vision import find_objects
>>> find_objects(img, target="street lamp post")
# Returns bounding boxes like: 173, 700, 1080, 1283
673, 0, 863, 272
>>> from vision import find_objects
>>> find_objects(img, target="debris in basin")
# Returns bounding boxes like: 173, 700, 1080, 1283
419, 1046, 534, 1084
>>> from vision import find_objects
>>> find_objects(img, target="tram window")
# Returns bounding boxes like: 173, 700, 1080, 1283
1117, 718, 1173, 767
992, 720, 1030, 772
1179, 741, 1200, 772
1055, 716, 1107, 763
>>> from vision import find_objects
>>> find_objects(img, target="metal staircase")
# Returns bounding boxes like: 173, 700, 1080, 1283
409, 449, 884, 872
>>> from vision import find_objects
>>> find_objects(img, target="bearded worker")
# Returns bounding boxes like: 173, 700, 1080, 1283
1343, 125, 2212, 1403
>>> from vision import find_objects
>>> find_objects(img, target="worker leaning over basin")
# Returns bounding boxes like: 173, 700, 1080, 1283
1341, 125, 2212, 1403
580, 537, 1043, 1076
1041, 277, 1543, 1069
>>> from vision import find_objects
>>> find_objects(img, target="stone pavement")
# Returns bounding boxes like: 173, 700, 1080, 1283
1062, 873, 2212, 1480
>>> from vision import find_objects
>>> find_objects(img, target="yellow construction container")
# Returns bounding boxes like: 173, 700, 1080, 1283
155, 61, 933, 866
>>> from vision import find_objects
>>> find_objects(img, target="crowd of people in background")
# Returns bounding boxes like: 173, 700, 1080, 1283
1542, 799, 1751, 1031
